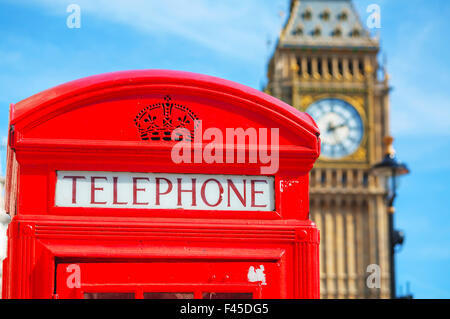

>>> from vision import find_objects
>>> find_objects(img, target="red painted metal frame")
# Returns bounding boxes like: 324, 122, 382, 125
56, 262, 266, 299
2, 70, 320, 299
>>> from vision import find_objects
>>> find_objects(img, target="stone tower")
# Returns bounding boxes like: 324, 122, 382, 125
266, 0, 392, 298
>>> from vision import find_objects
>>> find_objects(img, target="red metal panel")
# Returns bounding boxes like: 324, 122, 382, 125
56, 262, 271, 299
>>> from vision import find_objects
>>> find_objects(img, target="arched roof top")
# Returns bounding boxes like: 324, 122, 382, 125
11, 70, 319, 137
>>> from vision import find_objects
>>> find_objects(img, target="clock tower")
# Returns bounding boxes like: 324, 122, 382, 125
266, 0, 392, 298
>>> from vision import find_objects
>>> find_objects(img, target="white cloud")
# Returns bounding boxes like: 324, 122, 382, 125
19, 0, 287, 62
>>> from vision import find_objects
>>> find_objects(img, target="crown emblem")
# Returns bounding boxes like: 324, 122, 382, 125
134, 95, 199, 142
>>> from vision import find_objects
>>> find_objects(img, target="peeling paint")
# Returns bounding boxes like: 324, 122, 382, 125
280, 180, 301, 193
247, 265, 267, 285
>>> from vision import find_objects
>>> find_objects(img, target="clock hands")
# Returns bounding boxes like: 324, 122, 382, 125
326, 121, 349, 146
327, 122, 347, 132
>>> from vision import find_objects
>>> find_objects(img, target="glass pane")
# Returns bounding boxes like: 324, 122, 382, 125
84, 292, 134, 299
144, 292, 194, 299
202, 292, 253, 299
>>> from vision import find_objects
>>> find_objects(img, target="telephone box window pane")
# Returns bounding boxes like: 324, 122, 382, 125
84, 292, 134, 299
144, 292, 194, 299
202, 292, 253, 299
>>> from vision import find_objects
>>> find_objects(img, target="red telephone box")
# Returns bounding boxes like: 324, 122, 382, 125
2, 70, 320, 299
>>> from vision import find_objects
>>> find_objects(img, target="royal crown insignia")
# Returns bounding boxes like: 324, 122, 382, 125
134, 95, 199, 142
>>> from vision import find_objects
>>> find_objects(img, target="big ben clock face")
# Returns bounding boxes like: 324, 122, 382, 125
306, 98, 364, 159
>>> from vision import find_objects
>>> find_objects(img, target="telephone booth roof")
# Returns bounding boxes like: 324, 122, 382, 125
10, 70, 319, 135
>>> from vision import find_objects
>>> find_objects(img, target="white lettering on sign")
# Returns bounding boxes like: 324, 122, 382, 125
55, 171, 275, 211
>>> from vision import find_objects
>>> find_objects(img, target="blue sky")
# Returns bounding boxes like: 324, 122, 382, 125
0, 0, 449, 298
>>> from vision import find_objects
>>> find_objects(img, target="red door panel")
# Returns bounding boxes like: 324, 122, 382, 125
56, 261, 281, 299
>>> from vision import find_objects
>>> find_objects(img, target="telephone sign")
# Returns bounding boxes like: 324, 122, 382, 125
55, 171, 275, 211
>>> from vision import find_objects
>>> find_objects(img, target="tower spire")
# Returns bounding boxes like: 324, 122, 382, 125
279, 0, 378, 50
